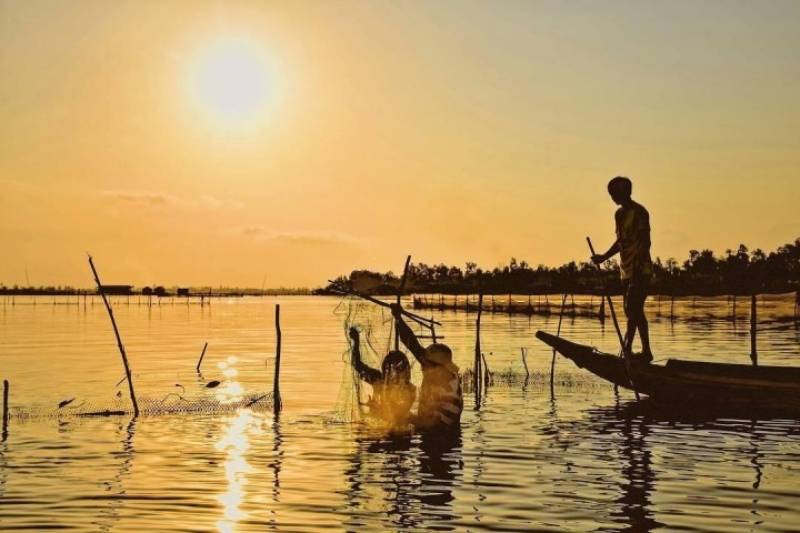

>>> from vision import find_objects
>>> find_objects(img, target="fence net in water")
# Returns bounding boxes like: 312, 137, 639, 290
9, 391, 274, 421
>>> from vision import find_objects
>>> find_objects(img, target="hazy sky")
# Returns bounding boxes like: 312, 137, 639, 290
2, 0, 798, 287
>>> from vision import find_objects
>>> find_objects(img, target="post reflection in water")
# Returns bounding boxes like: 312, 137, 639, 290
79, 416, 137, 533
345, 427, 463, 531
268, 413, 283, 531
612, 403, 660, 532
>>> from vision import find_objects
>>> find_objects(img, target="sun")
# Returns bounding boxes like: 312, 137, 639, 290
188, 38, 275, 128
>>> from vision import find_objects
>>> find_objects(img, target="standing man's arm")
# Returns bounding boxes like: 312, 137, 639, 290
592, 211, 622, 264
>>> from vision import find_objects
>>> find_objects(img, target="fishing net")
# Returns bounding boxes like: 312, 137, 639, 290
7, 390, 274, 421
329, 296, 423, 424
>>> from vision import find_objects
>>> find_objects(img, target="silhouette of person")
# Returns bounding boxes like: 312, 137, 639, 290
349, 327, 416, 429
390, 303, 463, 431
592, 176, 654, 362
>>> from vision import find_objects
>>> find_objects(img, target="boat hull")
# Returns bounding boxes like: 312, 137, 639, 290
536, 331, 800, 413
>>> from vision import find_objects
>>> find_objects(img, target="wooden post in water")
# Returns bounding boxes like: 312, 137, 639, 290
2, 380, 8, 442
196, 342, 208, 373
750, 294, 758, 367
521, 348, 530, 379
474, 293, 484, 401
481, 352, 490, 388
88, 255, 139, 417
273, 304, 283, 414
550, 293, 568, 394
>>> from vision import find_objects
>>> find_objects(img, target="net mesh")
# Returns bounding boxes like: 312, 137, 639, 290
329, 296, 424, 424
8, 391, 273, 421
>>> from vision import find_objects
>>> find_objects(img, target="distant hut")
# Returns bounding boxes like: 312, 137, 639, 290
154, 286, 167, 297
99, 285, 134, 296
141, 287, 153, 296
177, 288, 190, 297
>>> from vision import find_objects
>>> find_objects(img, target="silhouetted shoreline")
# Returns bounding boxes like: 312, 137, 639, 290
319, 239, 800, 297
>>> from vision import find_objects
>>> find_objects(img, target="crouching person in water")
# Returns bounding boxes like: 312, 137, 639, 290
349, 327, 416, 429
390, 304, 463, 431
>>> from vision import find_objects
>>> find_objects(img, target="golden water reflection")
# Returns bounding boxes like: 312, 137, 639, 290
215, 356, 245, 404
215, 409, 262, 532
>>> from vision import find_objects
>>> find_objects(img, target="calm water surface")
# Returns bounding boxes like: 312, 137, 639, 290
1, 295, 799, 531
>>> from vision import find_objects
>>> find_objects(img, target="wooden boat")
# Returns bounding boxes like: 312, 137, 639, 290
536, 330, 800, 413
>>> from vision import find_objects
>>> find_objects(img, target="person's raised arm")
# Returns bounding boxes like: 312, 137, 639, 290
349, 327, 382, 384
390, 304, 429, 366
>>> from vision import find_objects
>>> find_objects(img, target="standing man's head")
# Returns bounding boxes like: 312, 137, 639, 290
607, 176, 633, 205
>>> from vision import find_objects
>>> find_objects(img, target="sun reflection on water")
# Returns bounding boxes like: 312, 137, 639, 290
215, 409, 262, 533
216, 356, 245, 403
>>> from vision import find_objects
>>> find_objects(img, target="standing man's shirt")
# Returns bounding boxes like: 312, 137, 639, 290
614, 201, 652, 280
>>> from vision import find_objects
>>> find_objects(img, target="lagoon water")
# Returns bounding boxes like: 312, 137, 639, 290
1, 295, 799, 531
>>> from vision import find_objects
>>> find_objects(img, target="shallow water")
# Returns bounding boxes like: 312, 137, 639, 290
1, 295, 799, 531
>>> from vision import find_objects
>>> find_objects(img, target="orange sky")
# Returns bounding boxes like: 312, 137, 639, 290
1, 1, 798, 288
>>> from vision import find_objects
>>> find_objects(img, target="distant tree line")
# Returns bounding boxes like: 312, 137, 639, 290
319, 238, 800, 297
0, 285, 311, 296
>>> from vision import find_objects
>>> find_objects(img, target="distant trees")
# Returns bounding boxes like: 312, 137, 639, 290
320, 238, 800, 296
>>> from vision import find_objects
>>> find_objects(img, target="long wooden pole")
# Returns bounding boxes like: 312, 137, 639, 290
586, 238, 625, 351
273, 304, 282, 414
88, 255, 139, 416
586, 238, 639, 401
395, 256, 412, 351
327, 282, 440, 327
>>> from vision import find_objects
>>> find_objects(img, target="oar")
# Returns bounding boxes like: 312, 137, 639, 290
586, 237, 640, 400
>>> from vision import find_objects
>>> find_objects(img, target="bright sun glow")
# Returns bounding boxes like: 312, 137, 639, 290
188, 38, 275, 128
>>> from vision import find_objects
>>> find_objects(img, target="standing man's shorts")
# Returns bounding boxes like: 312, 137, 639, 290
622, 276, 649, 318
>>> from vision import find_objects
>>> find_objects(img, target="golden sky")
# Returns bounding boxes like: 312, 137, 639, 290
1, 1, 798, 287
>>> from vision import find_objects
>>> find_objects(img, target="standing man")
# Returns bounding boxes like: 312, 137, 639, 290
591, 176, 654, 362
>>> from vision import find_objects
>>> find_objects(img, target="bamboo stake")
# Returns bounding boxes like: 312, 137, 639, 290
395, 256, 412, 351
550, 293, 568, 394
521, 348, 530, 379
481, 352, 490, 388
88, 255, 139, 417
474, 293, 484, 402
750, 294, 758, 367
196, 342, 208, 373
273, 304, 283, 414
2, 380, 8, 442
